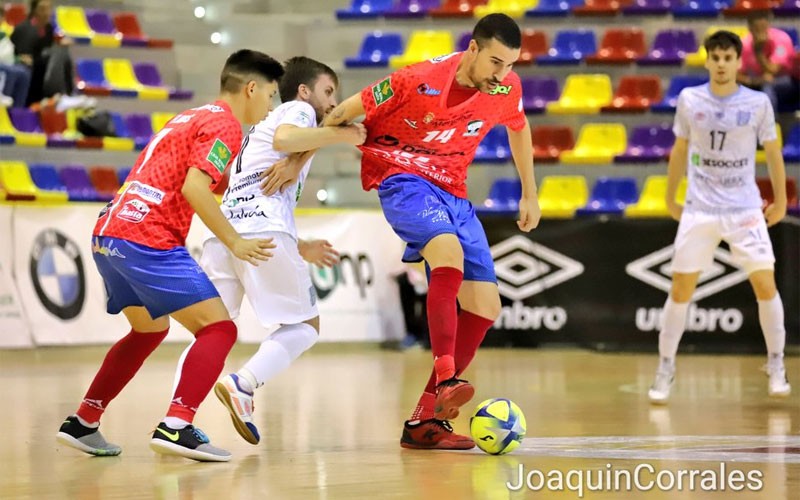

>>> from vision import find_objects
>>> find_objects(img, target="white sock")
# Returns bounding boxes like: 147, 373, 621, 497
658, 297, 690, 362
75, 415, 99, 429
163, 417, 190, 429
240, 323, 318, 388
758, 293, 786, 357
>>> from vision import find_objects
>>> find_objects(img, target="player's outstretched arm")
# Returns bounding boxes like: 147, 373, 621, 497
182, 167, 276, 265
763, 139, 787, 226
666, 137, 688, 221
273, 123, 366, 153
321, 93, 366, 128
507, 122, 541, 232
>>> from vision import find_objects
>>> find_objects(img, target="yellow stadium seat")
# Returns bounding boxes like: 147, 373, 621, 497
756, 124, 782, 164
0, 161, 51, 201
684, 26, 749, 67
624, 176, 687, 217
1, 21, 13, 36
55, 6, 93, 39
538, 176, 589, 218
560, 123, 627, 164
474, 0, 538, 17
151, 112, 176, 133
546, 74, 612, 114
102, 137, 135, 151
0, 107, 46, 147
103, 59, 168, 99
390, 31, 454, 69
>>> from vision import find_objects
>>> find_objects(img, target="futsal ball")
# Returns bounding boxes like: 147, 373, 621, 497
469, 398, 526, 455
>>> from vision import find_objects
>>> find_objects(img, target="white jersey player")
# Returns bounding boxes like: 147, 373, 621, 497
649, 31, 791, 403
199, 57, 366, 444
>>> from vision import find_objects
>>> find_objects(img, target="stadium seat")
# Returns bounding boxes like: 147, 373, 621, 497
684, 26, 749, 66
773, 0, 800, 16
1, 107, 46, 147
479, 178, 522, 213
112, 12, 172, 48
526, 0, 583, 15
336, 0, 393, 18
83, 9, 122, 48
151, 112, 176, 134
61, 109, 105, 149
573, 0, 634, 15
517, 29, 548, 65
560, 123, 627, 163
783, 124, 800, 162
89, 166, 122, 201
623, 0, 676, 14
475, 0, 539, 17
430, 0, 488, 17
537, 30, 596, 65
75, 59, 114, 97
538, 176, 589, 218
546, 74, 612, 114
757, 177, 799, 207
385, 0, 441, 17
624, 176, 687, 217
723, 0, 781, 17
779, 26, 799, 48
389, 31, 454, 68
104, 58, 169, 99
615, 124, 675, 162
60, 166, 101, 202
521, 77, 560, 113
54, 6, 93, 44
672, 0, 731, 17
133, 62, 192, 100
601, 75, 662, 113
475, 127, 511, 163
27, 164, 70, 203
637, 29, 697, 66
117, 167, 132, 186
586, 28, 647, 64
3, 4, 26, 27
531, 125, 575, 162
125, 114, 154, 149
0, 161, 37, 200
755, 124, 782, 164
457, 31, 472, 51
345, 32, 404, 68
38, 106, 78, 148
650, 75, 708, 113
576, 177, 639, 215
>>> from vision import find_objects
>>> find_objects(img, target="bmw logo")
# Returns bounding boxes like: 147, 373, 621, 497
29, 229, 86, 320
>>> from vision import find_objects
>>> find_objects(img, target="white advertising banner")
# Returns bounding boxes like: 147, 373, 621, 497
0, 205, 33, 348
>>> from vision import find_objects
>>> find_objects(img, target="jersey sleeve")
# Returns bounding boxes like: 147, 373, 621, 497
277, 102, 317, 129
756, 95, 778, 144
360, 66, 413, 120
672, 91, 690, 139
498, 73, 527, 132
189, 114, 243, 184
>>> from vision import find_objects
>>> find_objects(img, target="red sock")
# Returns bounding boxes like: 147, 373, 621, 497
76, 329, 168, 423
454, 310, 495, 377
168, 320, 237, 423
427, 266, 463, 381
410, 390, 436, 421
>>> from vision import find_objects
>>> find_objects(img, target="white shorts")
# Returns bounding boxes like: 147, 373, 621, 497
672, 208, 775, 275
200, 231, 318, 327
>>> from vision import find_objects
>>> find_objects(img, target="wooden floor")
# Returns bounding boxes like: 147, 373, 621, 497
0, 345, 798, 499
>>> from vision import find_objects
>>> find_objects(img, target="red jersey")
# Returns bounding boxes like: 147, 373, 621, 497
359, 52, 527, 198
94, 101, 242, 249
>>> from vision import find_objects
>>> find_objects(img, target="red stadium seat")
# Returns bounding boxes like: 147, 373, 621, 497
756, 177, 798, 206
587, 28, 647, 64
723, 0, 781, 17
89, 166, 122, 200
517, 29, 548, 65
532, 126, 575, 163
601, 75, 662, 113
3, 3, 27, 26
112, 12, 173, 48
430, 0, 488, 17
573, 0, 634, 16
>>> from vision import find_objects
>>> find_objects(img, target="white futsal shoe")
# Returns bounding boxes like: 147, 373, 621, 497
765, 355, 791, 398
648, 358, 675, 404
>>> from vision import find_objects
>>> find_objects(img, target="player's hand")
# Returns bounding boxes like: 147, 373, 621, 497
261, 156, 302, 196
342, 122, 367, 146
517, 194, 541, 232
666, 200, 683, 221
230, 236, 276, 265
299, 239, 340, 268
764, 200, 787, 227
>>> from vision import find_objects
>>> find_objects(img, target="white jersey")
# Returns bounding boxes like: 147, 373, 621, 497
218, 101, 316, 239
673, 84, 777, 213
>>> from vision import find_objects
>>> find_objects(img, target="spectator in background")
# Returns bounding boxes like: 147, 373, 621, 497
738, 11, 798, 113
0, 5, 31, 107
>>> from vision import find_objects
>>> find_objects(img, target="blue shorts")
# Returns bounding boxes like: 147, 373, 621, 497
378, 174, 496, 283
92, 236, 220, 318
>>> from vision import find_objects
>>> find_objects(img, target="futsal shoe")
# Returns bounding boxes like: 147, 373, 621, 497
400, 419, 475, 450
648, 361, 675, 404
765, 359, 791, 397
150, 423, 231, 462
214, 373, 260, 444
56, 416, 121, 456
434, 377, 475, 420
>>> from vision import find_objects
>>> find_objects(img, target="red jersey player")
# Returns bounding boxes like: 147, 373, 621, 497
56, 50, 284, 462
266, 14, 541, 450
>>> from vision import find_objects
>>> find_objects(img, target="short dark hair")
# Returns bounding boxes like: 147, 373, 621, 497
704, 30, 743, 58
472, 13, 521, 50
278, 56, 338, 103
220, 49, 284, 93
747, 10, 771, 26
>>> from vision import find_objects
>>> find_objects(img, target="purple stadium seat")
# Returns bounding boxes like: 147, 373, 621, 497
125, 113, 154, 150
615, 124, 675, 163
117, 167, 132, 186
576, 177, 639, 215
638, 30, 697, 65
132, 63, 193, 100
385, 0, 441, 17
623, 0, 676, 13
774, 0, 800, 16
520, 77, 560, 113
457, 31, 471, 52
85, 9, 117, 35
344, 32, 404, 68
6, 108, 64, 146
59, 166, 101, 202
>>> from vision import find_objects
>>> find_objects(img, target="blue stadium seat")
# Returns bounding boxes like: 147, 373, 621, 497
576, 177, 639, 215
474, 127, 511, 164
650, 75, 708, 113
478, 178, 521, 214
672, 0, 731, 18
526, 0, 584, 16
28, 164, 67, 192
780, 26, 799, 48
117, 167, 132, 185
336, 0, 393, 19
784, 124, 800, 163
537, 30, 596, 65
344, 32, 404, 68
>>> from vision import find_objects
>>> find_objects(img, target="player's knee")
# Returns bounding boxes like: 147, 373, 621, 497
483, 294, 502, 321
749, 272, 777, 300
303, 316, 321, 334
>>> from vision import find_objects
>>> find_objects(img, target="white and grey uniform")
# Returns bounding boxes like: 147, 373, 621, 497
671, 84, 778, 274
201, 101, 318, 326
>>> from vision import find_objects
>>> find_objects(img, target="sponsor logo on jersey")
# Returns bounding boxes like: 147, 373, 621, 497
371, 78, 394, 107
463, 120, 484, 137
701, 157, 749, 168
224, 194, 255, 208
117, 199, 150, 223
423, 112, 435, 124
417, 83, 442, 96
126, 181, 165, 204
373, 134, 466, 156
404, 118, 418, 129
206, 139, 232, 174
91, 238, 126, 259
429, 53, 458, 64
694, 112, 706, 122
226, 207, 268, 220
488, 84, 512, 95
736, 111, 751, 126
